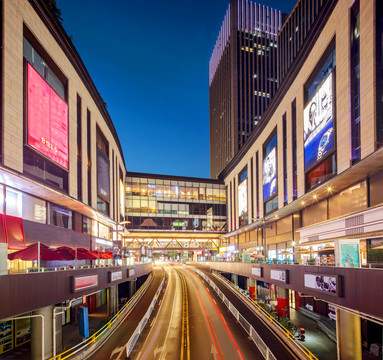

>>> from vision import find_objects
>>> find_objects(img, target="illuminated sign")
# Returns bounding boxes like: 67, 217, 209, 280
251, 267, 263, 277
27, 63, 68, 169
109, 271, 123, 282
270, 269, 289, 283
95, 238, 113, 247
128, 269, 135, 277
119, 179, 125, 217
263, 147, 277, 201
72, 275, 98, 292
238, 179, 248, 216
304, 273, 339, 295
304, 73, 333, 170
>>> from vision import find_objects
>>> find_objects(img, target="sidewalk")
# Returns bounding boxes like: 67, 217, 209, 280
289, 308, 337, 360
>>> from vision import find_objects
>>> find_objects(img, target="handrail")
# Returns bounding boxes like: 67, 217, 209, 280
49, 271, 154, 360
211, 270, 318, 360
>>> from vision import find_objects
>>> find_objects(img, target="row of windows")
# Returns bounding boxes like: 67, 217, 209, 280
126, 183, 226, 202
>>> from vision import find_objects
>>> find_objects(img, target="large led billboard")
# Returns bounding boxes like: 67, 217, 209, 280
27, 63, 68, 169
263, 147, 276, 201
238, 179, 247, 216
304, 73, 333, 170
97, 147, 110, 201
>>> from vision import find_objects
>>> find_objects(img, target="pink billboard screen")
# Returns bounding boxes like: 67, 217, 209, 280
27, 63, 68, 169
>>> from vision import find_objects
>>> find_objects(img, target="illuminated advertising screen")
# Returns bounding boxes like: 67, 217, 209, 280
304, 73, 333, 170
119, 179, 125, 217
238, 179, 247, 216
27, 63, 68, 169
304, 273, 339, 295
263, 147, 276, 201
97, 147, 110, 201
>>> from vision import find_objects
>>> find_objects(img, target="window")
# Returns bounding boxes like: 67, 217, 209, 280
22, 193, 46, 224
49, 203, 72, 229
292, 100, 297, 199
96, 127, 110, 215
306, 154, 336, 191
77, 94, 83, 201
6, 188, 22, 218
283, 113, 288, 204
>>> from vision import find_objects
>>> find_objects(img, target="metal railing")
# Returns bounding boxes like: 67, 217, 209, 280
125, 267, 166, 358
189, 267, 318, 360
49, 271, 155, 360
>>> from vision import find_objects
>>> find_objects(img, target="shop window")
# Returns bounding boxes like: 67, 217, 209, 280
83, 216, 92, 234
22, 193, 46, 224
328, 181, 367, 219
49, 203, 72, 229
5, 189, 22, 218
98, 223, 110, 240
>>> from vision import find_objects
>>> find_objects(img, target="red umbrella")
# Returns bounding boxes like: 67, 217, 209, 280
54, 246, 75, 260
8, 243, 65, 261
104, 251, 113, 259
76, 248, 98, 260
90, 250, 108, 259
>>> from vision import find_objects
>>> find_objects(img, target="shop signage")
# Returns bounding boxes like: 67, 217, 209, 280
270, 269, 289, 283
27, 63, 69, 169
305, 304, 314, 311
71, 298, 84, 307
304, 273, 341, 296
251, 267, 263, 277
109, 271, 123, 283
72, 275, 98, 292
219, 245, 235, 252
128, 269, 135, 277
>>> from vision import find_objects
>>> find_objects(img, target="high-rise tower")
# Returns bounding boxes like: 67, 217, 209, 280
209, 0, 284, 178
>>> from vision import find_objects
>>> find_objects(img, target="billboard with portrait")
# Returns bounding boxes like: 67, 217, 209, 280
97, 147, 110, 201
238, 179, 247, 216
304, 273, 339, 295
304, 72, 333, 170
263, 147, 276, 201
27, 63, 68, 169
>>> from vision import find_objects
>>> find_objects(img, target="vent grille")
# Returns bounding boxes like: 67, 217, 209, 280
345, 227, 364, 236
345, 215, 364, 228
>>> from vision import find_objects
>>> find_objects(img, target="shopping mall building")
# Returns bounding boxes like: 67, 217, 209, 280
0, 0, 383, 359
208, 0, 383, 358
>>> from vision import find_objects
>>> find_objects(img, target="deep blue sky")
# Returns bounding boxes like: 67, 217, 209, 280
59, 0, 295, 179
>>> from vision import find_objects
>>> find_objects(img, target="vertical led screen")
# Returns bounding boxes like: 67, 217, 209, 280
238, 179, 247, 216
97, 147, 110, 201
263, 135, 277, 202
119, 179, 125, 217
27, 63, 68, 169
304, 73, 333, 170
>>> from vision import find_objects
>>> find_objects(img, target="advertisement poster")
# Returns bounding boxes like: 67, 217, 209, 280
238, 179, 248, 216
27, 63, 68, 169
340, 244, 360, 268
97, 147, 110, 201
304, 273, 337, 294
119, 179, 125, 217
304, 73, 333, 170
263, 147, 277, 201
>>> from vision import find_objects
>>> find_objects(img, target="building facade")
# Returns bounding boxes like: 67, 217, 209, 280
220, 0, 383, 357
209, 0, 284, 178
125, 172, 226, 232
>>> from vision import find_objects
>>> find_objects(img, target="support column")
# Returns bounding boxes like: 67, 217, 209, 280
0, 243, 7, 275
336, 308, 362, 360
276, 286, 289, 318
128, 279, 136, 299
107, 286, 117, 317
31, 305, 53, 360
248, 278, 256, 300
231, 273, 238, 286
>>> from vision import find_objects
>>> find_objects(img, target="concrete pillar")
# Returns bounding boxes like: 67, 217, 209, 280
276, 286, 289, 318
128, 279, 136, 299
231, 273, 238, 286
248, 278, 256, 300
336, 308, 362, 360
31, 305, 53, 360
108, 286, 118, 317
0, 243, 7, 275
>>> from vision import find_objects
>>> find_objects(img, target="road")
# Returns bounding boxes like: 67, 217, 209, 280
133, 264, 261, 360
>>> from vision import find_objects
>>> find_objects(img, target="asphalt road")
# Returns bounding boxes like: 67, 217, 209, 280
88, 266, 164, 360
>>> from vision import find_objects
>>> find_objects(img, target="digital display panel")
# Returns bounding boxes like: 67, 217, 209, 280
304, 73, 333, 170
119, 179, 125, 217
27, 63, 68, 169
304, 273, 338, 295
97, 147, 110, 201
238, 179, 247, 216
263, 147, 277, 201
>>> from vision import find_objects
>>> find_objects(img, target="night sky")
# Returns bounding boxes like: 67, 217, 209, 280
58, 0, 296, 179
